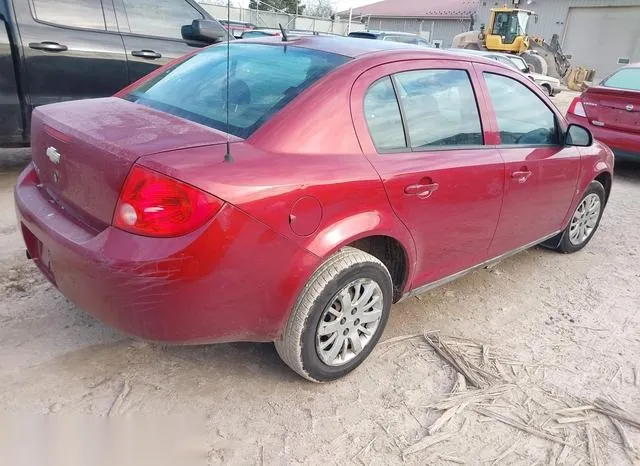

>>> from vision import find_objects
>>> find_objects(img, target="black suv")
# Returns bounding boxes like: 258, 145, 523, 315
1, 0, 228, 146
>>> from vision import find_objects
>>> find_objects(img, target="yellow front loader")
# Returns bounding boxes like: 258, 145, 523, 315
452, 7, 572, 79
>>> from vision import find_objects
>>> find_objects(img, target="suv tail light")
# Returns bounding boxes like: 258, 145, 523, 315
568, 96, 587, 117
113, 166, 223, 237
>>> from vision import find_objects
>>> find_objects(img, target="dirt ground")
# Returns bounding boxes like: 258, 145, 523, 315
1, 93, 639, 465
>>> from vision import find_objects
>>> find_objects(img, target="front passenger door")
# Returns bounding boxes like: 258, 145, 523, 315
114, 0, 207, 82
479, 67, 580, 257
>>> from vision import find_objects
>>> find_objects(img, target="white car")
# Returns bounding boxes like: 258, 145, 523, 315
503, 55, 562, 97
446, 49, 562, 97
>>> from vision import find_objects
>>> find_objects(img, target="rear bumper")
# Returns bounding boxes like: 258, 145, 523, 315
567, 114, 640, 160
15, 164, 319, 344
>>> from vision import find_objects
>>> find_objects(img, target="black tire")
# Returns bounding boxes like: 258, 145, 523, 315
555, 181, 606, 254
275, 247, 393, 382
541, 83, 553, 97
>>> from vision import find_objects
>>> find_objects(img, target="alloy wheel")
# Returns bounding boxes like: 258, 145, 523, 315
316, 279, 384, 367
569, 193, 601, 246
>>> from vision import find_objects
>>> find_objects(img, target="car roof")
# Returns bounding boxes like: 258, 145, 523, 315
445, 48, 500, 58
349, 30, 424, 38
243, 35, 449, 58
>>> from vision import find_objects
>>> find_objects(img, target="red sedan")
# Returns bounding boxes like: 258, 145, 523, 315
15, 37, 613, 382
567, 63, 640, 161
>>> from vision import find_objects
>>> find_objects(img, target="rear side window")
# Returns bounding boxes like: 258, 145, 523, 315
121, 0, 204, 39
32, 0, 106, 30
364, 77, 407, 152
395, 69, 483, 148
484, 73, 559, 145
603, 68, 640, 91
126, 43, 349, 138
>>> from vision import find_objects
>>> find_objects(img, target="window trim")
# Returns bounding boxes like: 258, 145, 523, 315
363, 76, 408, 153
28, 0, 109, 32
390, 75, 412, 149
115, 0, 205, 40
483, 71, 562, 148
367, 68, 486, 155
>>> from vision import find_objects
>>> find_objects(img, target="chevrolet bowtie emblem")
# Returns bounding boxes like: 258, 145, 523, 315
46, 146, 61, 164
627, 104, 634, 112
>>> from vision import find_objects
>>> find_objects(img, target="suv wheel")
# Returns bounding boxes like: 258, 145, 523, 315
275, 247, 393, 382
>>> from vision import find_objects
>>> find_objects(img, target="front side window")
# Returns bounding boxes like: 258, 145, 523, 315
32, 0, 106, 30
394, 69, 483, 149
122, 0, 204, 39
126, 43, 349, 138
603, 68, 640, 91
491, 11, 526, 44
484, 73, 559, 145
364, 77, 407, 152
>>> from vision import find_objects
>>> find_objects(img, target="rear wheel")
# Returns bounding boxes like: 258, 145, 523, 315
541, 83, 553, 97
555, 181, 605, 254
275, 247, 393, 382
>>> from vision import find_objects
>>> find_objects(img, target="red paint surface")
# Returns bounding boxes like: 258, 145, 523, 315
567, 68, 640, 158
16, 39, 614, 344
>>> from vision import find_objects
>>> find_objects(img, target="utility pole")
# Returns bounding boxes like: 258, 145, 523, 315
348, 7, 353, 34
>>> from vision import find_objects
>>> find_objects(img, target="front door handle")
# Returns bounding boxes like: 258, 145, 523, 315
405, 182, 440, 199
29, 41, 68, 52
512, 170, 533, 184
131, 50, 162, 59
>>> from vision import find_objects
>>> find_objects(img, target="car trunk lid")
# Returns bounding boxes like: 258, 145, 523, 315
31, 97, 231, 231
582, 86, 640, 134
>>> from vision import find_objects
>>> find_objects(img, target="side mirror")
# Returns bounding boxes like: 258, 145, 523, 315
565, 124, 593, 147
182, 19, 228, 45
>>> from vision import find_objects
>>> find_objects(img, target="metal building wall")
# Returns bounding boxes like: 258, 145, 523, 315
366, 17, 472, 45
475, 0, 640, 44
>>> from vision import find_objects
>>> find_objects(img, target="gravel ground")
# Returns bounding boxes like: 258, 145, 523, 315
1, 93, 639, 465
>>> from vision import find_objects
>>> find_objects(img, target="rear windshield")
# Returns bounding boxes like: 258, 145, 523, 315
348, 32, 376, 39
602, 68, 640, 91
125, 43, 349, 138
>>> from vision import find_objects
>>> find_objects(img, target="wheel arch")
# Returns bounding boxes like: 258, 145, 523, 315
594, 171, 612, 205
304, 211, 416, 302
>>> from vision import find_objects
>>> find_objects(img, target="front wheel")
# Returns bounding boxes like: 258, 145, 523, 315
555, 181, 606, 253
275, 247, 393, 382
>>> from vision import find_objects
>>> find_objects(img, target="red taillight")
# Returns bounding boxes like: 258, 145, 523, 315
568, 96, 587, 117
113, 166, 223, 238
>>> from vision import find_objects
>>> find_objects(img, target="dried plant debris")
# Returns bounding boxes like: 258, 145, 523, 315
399, 333, 640, 465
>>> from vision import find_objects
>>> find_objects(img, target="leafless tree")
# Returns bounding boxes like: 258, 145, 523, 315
305, 0, 335, 18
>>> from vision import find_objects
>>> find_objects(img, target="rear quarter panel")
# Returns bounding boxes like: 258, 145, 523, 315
139, 56, 421, 294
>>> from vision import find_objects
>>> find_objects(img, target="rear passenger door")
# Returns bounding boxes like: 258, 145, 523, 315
351, 60, 505, 289
113, 0, 207, 82
12, 0, 128, 112
476, 65, 580, 257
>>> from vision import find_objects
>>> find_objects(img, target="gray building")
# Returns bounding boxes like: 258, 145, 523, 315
337, 0, 477, 48
340, 0, 640, 78
476, 0, 640, 78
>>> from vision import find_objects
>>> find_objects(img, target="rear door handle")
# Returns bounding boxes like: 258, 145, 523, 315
512, 170, 533, 184
131, 50, 162, 59
405, 182, 440, 199
29, 41, 68, 52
